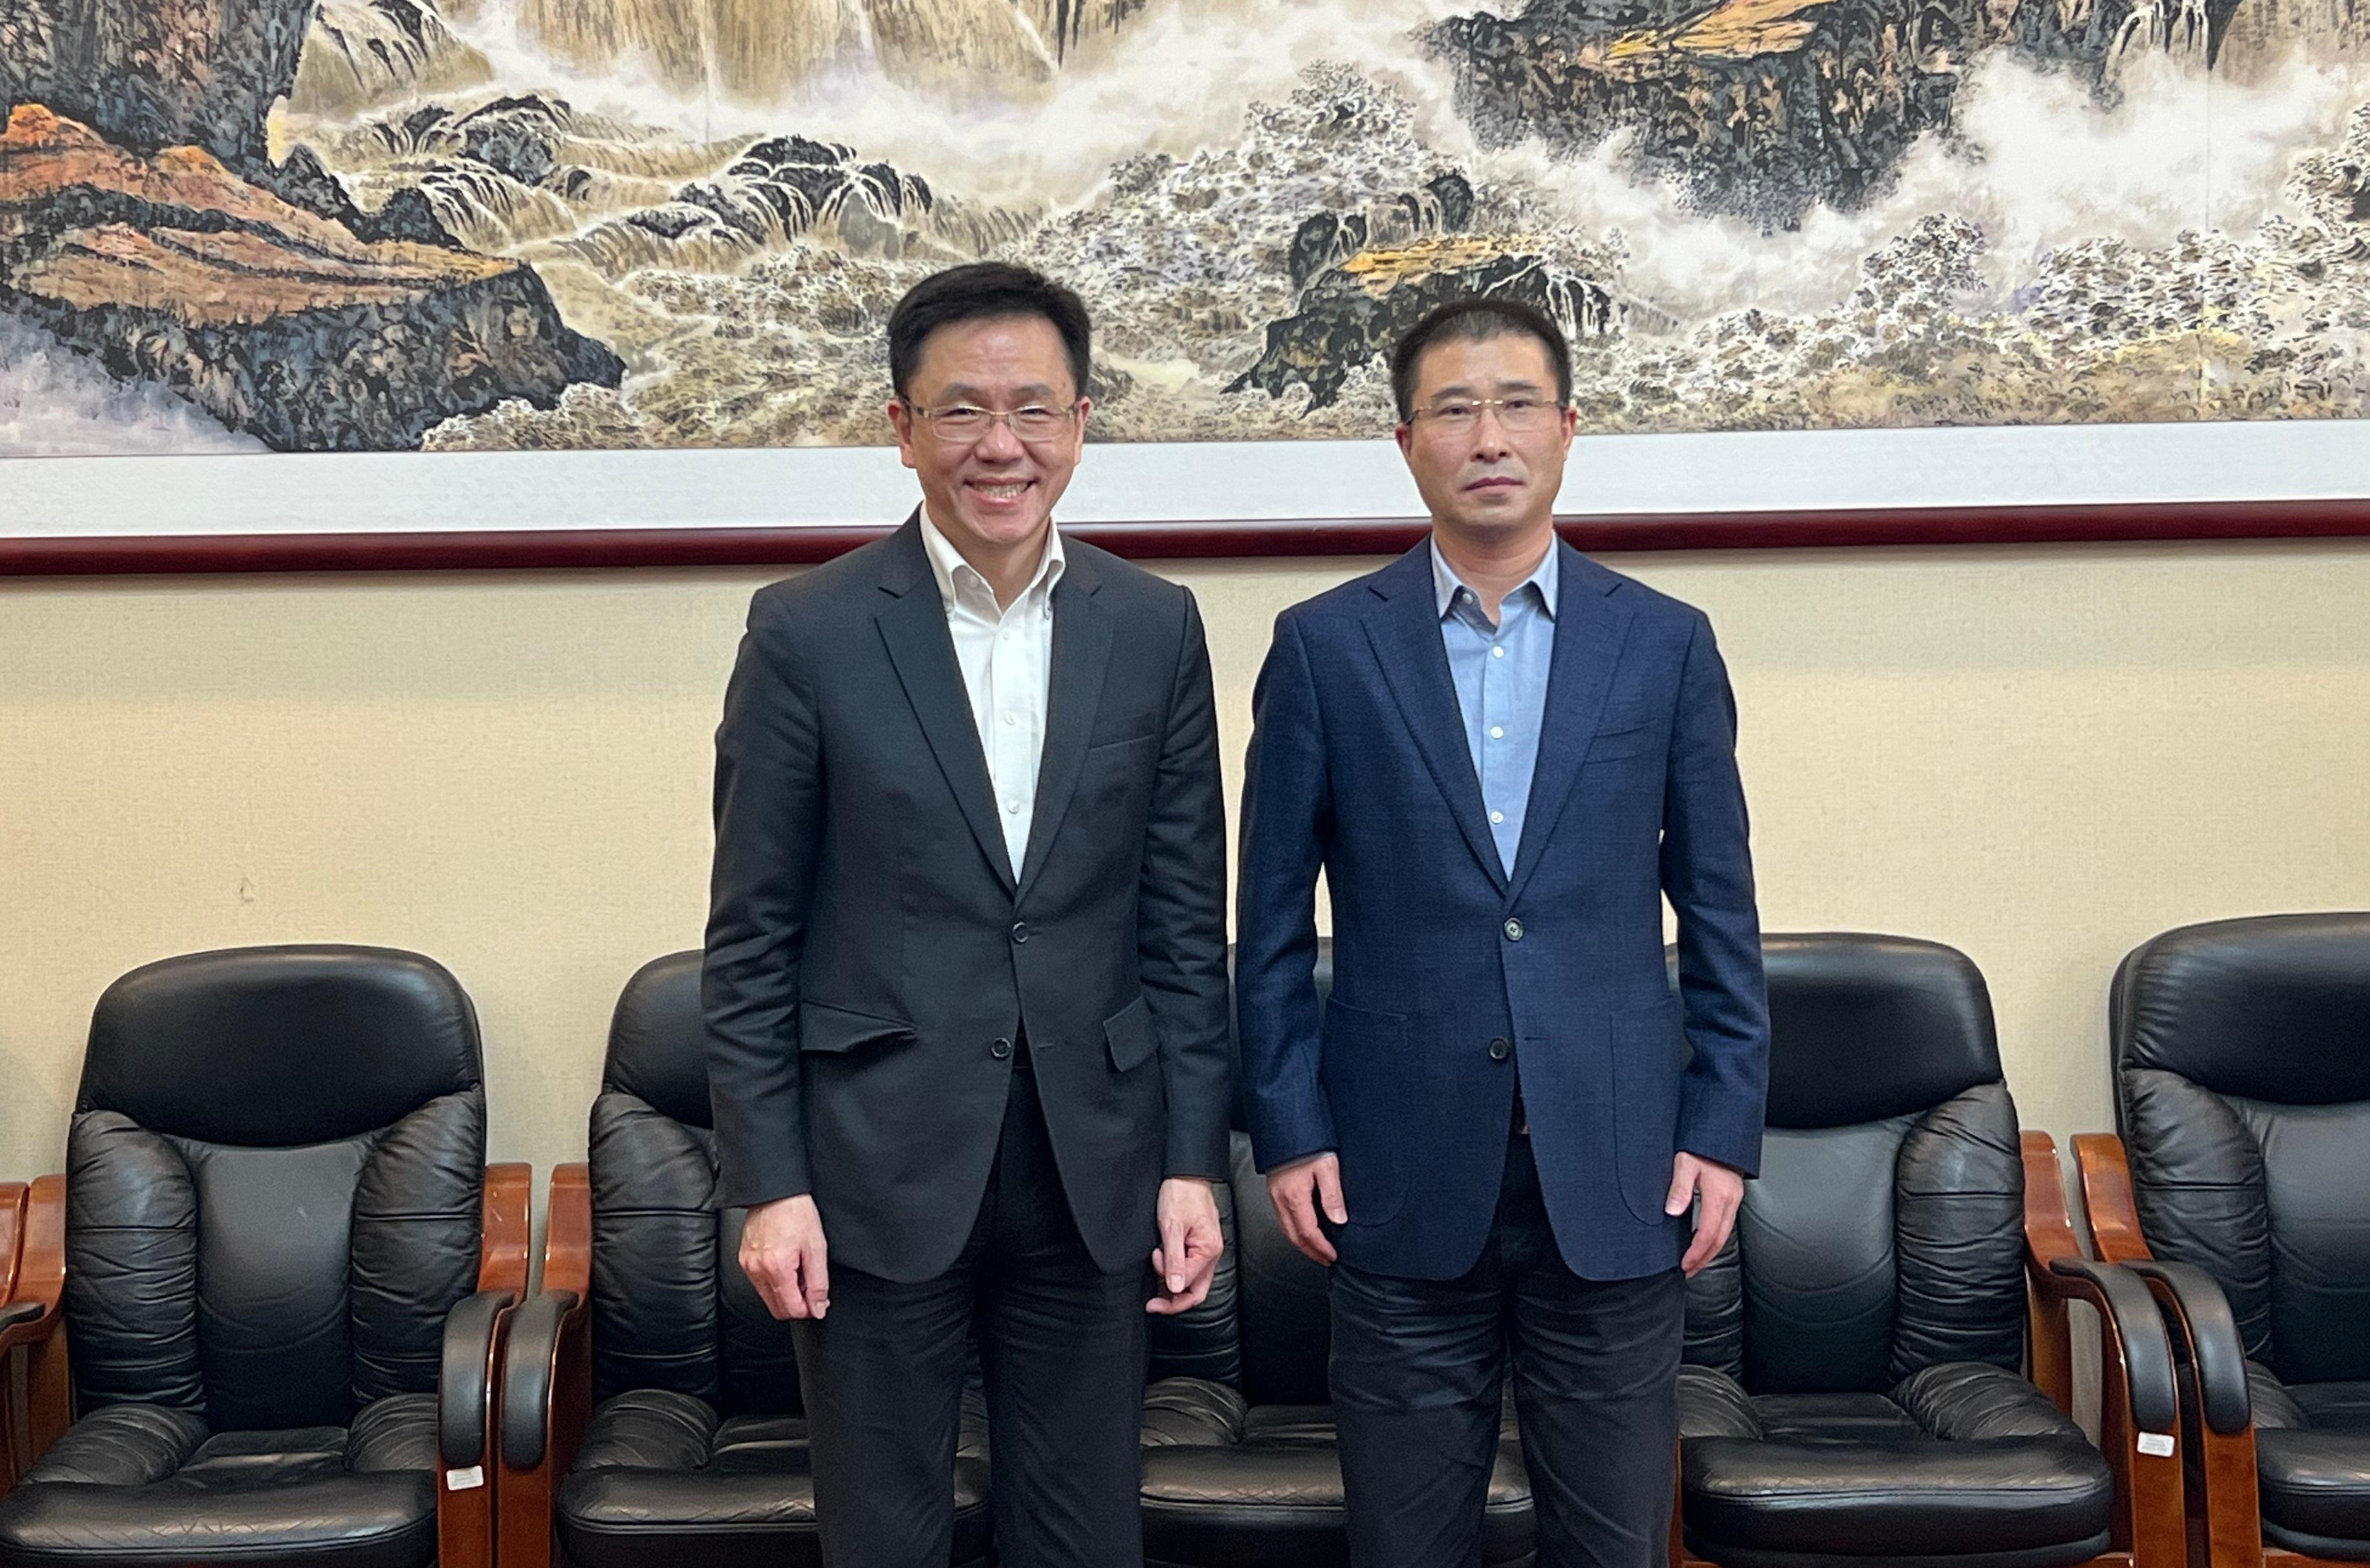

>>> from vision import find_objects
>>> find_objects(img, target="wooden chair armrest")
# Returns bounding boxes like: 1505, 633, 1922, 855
477, 1163, 534, 1296
541, 1164, 591, 1299
2072, 1134, 2153, 1265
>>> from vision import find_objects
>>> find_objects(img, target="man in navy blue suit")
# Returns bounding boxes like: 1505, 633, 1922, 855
1235, 298, 1771, 1567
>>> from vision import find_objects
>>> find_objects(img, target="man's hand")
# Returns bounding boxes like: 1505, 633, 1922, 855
1266, 1151, 1345, 1266
1149, 1177, 1225, 1315
740, 1193, 831, 1320
1668, 1153, 1745, 1277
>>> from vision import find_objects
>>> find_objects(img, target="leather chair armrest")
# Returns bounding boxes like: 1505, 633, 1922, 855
439, 1288, 520, 1472
2036, 1256, 2187, 1568
437, 1286, 519, 1568
2122, 1259, 2248, 1436
2039, 1258, 2178, 1437
499, 1290, 584, 1472
2125, 1258, 2266, 1568
494, 1287, 590, 1568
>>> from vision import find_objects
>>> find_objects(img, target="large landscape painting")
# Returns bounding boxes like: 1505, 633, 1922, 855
5, 0, 2369, 455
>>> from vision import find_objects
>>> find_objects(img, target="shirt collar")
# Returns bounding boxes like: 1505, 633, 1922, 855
920, 505, 1066, 613
1431, 537, 1559, 622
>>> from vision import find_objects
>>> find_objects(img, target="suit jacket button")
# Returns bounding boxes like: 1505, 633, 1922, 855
1010, 922, 1030, 944
1503, 918, 1525, 942
991, 1038, 1013, 1060
1488, 1037, 1512, 1062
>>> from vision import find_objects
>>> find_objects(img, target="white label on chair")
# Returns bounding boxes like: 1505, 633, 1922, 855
2136, 1433, 2175, 1457
446, 1465, 486, 1490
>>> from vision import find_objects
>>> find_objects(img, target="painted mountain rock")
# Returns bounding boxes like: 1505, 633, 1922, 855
1230, 236, 1622, 409
0, 104, 622, 451
1429, 0, 1976, 228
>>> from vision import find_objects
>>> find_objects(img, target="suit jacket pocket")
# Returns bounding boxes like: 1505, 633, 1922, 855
1611, 996, 1686, 1224
1105, 994, 1158, 1073
798, 999, 918, 1054
1319, 997, 1414, 1226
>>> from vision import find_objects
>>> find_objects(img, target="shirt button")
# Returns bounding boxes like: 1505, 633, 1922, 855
1005, 800, 1022, 815
1488, 1037, 1512, 1062
990, 1037, 1013, 1060
1504, 918, 1525, 942
1489, 810, 1505, 825
1011, 922, 1030, 944
1490, 726, 1504, 739
1492, 646, 1506, 659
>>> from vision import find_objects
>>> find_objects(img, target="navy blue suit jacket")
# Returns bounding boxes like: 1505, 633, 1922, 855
1235, 540, 1770, 1281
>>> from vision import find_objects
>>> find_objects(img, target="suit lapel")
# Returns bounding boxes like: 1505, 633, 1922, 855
1362, 547, 1507, 893
1506, 542, 1637, 902
873, 517, 1017, 891
1017, 550, 1114, 899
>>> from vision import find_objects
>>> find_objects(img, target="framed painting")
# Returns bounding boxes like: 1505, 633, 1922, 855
5, 0, 2370, 571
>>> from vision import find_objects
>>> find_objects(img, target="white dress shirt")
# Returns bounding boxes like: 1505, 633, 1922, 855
919, 508, 1065, 871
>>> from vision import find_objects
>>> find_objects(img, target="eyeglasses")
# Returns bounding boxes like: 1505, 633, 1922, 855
903, 402, 1082, 444
1408, 397, 1564, 436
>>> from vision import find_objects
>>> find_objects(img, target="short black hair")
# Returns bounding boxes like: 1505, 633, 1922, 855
886, 262, 1093, 402
1389, 296, 1572, 422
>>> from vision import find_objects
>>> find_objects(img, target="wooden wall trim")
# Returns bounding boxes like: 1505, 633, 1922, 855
5, 499, 2369, 577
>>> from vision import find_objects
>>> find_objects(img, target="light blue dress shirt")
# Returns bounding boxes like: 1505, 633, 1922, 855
1432, 540, 1558, 877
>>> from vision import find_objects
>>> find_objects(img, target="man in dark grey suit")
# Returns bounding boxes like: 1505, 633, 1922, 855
703, 263, 1230, 1567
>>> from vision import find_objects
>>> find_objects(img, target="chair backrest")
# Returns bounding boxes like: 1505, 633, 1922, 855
1152, 943, 1336, 1405
1684, 934, 2025, 1395
68, 946, 487, 1431
587, 951, 800, 1416
2112, 913, 2370, 1385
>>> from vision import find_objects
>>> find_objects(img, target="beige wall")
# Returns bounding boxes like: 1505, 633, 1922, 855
5, 539, 2369, 1196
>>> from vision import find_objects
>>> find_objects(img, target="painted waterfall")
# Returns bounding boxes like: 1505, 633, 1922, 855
5, 0, 2370, 453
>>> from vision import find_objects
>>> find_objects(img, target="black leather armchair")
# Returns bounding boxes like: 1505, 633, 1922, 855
1673, 934, 2184, 1568
495, 952, 990, 1568
1138, 941, 1536, 1567
0, 945, 530, 1568
2074, 913, 2370, 1566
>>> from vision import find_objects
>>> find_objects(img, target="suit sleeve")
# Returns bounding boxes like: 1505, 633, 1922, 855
1660, 611, 1771, 1178
1234, 610, 1338, 1173
1138, 589, 1233, 1181
703, 593, 823, 1209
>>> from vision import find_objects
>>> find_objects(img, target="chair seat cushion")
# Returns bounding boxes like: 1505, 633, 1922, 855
1678, 1364, 2114, 1565
1138, 1378, 1533, 1566
2250, 1370, 2370, 1551
556, 1389, 990, 1568
0, 1395, 438, 1567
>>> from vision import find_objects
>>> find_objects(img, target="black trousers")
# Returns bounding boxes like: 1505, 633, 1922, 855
794, 1058, 1149, 1568
1330, 1131, 1684, 1568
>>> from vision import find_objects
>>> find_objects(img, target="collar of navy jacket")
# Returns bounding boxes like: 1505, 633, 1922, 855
1361, 538, 1638, 902
871, 512, 1117, 902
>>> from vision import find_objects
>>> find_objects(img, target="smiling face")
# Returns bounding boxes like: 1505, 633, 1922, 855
1393, 331, 1579, 549
887, 313, 1087, 565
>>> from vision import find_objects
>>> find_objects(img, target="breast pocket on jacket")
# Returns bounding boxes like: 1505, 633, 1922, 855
1582, 721, 1661, 767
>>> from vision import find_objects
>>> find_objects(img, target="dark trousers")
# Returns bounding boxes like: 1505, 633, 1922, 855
1331, 1132, 1684, 1568
794, 1060, 1149, 1568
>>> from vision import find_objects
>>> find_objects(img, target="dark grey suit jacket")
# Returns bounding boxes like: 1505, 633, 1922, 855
703, 517, 1232, 1283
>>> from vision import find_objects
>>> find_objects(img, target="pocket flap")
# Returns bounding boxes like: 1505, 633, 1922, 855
798, 999, 917, 1054
1103, 995, 1158, 1073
